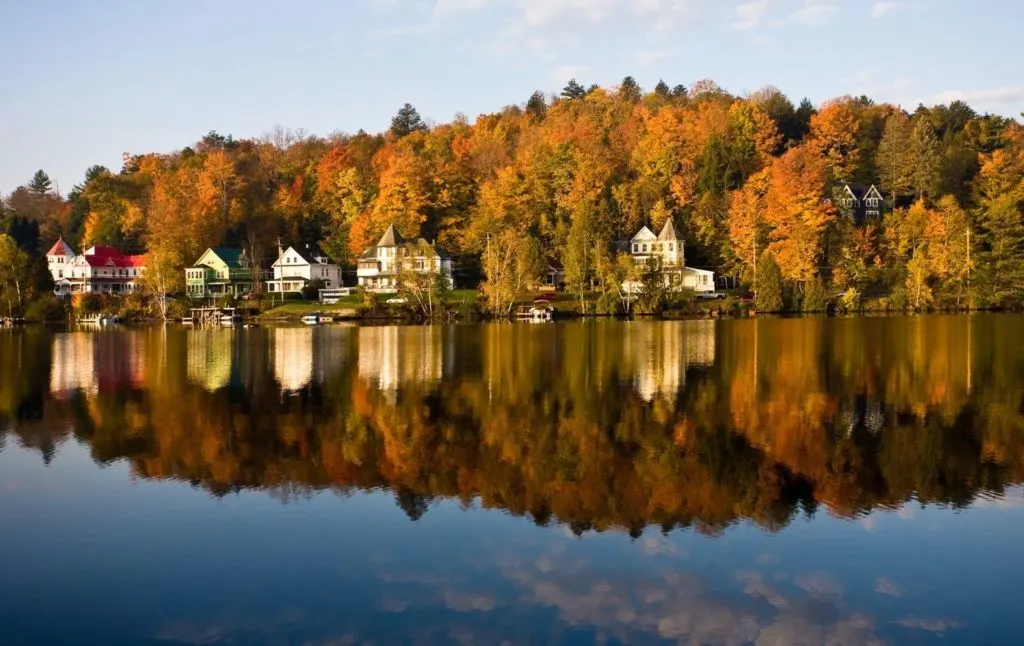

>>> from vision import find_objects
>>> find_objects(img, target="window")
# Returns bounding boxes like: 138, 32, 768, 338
642, 243, 648, 252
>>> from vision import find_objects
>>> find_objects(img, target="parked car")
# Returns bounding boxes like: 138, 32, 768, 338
386, 296, 407, 305
696, 292, 726, 300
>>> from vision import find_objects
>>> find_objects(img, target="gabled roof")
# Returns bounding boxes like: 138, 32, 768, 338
211, 247, 244, 266
863, 184, 884, 200
631, 226, 656, 243
839, 182, 869, 200
658, 219, 680, 242
275, 244, 335, 267
85, 245, 122, 258
46, 238, 75, 257
411, 238, 451, 260
546, 256, 564, 270
376, 224, 404, 247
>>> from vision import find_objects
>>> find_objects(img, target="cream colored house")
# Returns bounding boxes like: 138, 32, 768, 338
625, 220, 715, 294
356, 224, 454, 293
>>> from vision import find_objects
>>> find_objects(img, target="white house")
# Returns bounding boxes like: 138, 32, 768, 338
625, 220, 715, 294
47, 239, 146, 296
356, 224, 454, 293
267, 244, 342, 294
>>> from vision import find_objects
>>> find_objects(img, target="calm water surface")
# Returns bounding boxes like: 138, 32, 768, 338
2, 316, 1024, 645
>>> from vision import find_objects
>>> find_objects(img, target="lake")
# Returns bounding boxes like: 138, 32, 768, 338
1, 316, 1023, 645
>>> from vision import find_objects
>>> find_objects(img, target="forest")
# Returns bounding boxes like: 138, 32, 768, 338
1, 77, 1022, 316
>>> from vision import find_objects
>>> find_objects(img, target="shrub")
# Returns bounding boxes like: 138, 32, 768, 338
802, 278, 828, 313
26, 295, 67, 321
887, 286, 909, 311
837, 288, 862, 314
75, 294, 103, 315
596, 291, 622, 315
301, 279, 326, 301
755, 254, 784, 313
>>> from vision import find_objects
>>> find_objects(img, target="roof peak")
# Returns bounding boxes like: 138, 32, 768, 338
658, 218, 680, 241
376, 223, 405, 247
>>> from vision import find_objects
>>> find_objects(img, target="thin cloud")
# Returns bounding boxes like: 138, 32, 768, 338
895, 617, 965, 633
874, 577, 901, 597
733, 0, 775, 30
790, 0, 839, 26
870, 1, 902, 18
636, 49, 672, 66
924, 86, 1024, 106
551, 64, 590, 85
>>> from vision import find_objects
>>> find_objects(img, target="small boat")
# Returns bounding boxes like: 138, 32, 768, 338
219, 314, 241, 326
78, 314, 120, 326
301, 312, 323, 326
515, 305, 554, 322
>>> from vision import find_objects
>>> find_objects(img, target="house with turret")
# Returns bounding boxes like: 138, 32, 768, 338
356, 224, 454, 293
47, 239, 146, 296
626, 220, 715, 293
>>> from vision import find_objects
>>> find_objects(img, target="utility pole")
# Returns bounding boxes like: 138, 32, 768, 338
276, 236, 284, 305
966, 228, 971, 309
752, 237, 757, 307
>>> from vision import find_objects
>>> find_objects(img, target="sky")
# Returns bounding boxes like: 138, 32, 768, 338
1, 0, 1022, 195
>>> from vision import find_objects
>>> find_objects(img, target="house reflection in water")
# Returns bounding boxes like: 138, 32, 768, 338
186, 329, 237, 392
50, 332, 148, 398
50, 333, 96, 398
271, 326, 351, 393
357, 326, 450, 395
625, 320, 716, 402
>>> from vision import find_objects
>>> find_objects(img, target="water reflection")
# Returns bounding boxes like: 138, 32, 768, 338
1, 316, 1023, 531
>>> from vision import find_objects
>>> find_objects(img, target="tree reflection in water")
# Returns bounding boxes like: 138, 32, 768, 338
2, 316, 1021, 533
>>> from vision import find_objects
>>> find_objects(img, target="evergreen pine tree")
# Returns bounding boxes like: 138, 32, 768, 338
28, 170, 52, 195
526, 91, 547, 119
619, 76, 642, 103
755, 253, 784, 313
911, 119, 942, 202
560, 79, 586, 100
390, 103, 428, 139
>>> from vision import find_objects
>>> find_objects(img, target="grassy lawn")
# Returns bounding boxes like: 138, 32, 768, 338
449, 289, 479, 304
261, 298, 362, 317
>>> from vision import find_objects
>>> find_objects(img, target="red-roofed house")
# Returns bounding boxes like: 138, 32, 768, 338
47, 239, 147, 296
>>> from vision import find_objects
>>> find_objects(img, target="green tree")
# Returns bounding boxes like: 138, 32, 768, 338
802, 277, 828, 312
560, 78, 587, 101
654, 80, 670, 98
755, 252, 784, 313
390, 103, 428, 139
911, 119, 942, 201
634, 256, 667, 315
876, 112, 914, 203
0, 234, 30, 317
977, 193, 1024, 305
618, 76, 642, 103
28, 170, 52, 195
526, 91, 547, 119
